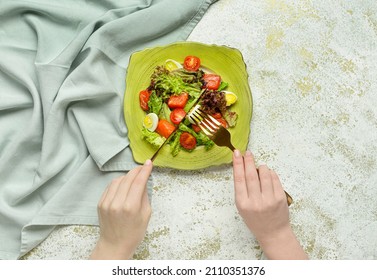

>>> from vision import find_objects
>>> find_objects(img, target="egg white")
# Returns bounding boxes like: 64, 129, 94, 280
143, 113, 159, 132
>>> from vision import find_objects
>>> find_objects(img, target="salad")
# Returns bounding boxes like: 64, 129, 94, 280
139, 55, 238, 156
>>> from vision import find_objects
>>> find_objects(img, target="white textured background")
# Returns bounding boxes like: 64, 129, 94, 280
24, 0, 377, 260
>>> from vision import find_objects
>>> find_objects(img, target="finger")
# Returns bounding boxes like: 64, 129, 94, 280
126, 159, 153, 208
141, 183, 150, 209
258, 165, 274, 198
111, 166, 143, 207
233, 149, 248, 199
270, 170, 285, 199
244, 150, 261, 200
141, 182, 152, 219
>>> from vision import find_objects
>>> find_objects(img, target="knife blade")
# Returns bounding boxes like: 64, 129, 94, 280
150, 90, 206, 162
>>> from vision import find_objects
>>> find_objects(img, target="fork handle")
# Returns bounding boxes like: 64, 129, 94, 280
285, 191, 293, 206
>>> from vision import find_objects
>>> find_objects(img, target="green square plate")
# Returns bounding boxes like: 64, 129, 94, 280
124, 41, 252, 170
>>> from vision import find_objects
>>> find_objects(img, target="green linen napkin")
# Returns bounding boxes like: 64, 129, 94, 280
0, 0, 217, 259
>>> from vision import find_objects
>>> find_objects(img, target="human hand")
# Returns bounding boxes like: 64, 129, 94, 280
233, 150, 308, 259
90, 160, 153, 260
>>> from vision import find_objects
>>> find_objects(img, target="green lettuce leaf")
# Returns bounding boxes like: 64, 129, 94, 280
223, 110, 238, 127
141, 127, 165, 148
148, 91, 163, 115
169, 131, 182, 157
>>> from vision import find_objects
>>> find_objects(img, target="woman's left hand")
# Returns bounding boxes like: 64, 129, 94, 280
90, 160, 153, 259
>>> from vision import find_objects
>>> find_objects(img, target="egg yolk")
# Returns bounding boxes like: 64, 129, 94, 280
143, 116, 153, 128
225, 92, 237, 106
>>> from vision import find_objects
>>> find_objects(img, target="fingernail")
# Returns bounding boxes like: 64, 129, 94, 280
144, 159, 152, 166
234, 150, 241, 158
245, 150, 252, 157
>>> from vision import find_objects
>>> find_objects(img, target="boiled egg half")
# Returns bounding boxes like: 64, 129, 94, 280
223, 91, 238, 106
165, 59, 182, 71
143, 113, 159, 132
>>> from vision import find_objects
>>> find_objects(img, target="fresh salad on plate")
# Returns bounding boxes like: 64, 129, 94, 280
139, 55, 238, 157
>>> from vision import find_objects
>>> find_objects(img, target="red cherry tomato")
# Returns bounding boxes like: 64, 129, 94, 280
156, 119, 176, 139
191, 124, 201, 133
216, 117, 228, 128
183, 56, 201, 71
170, 108, 186, 125
167, 92, 189, 109
203, 73, 221, 90
139, 89, 151, 111
211, 112, 222, 119
212, 113, 228, 128
179, 132, 197, 150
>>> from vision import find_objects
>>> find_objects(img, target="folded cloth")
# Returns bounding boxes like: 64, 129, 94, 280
0, 0, 217, 259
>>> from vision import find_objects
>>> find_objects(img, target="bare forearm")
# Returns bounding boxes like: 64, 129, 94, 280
258, 228, 308, 260
89, 239, 134, 260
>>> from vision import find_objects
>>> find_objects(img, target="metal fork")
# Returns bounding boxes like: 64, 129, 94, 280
187, 105, 293, 206
188, 105, 235, 151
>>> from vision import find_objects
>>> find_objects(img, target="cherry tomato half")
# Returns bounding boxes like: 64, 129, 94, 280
139, 89, 151, 111
167, 92, 189, 109
212, 112, 222, 119
183, 56, 201, 71
191, 124, 201, 133
212, 113, 228, 128
216, 117, 228, 128
179, 132, 197, 150
203, 73, 221, 90
156, 119, 176, 139
170, 108, 186, 125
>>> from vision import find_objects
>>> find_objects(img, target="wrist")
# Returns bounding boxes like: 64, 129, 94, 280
257, 224, 293, 247
89, 238, 134, 260
256, 226, 308, 260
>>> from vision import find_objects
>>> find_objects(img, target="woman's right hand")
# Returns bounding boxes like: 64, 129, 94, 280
232, 150, 308, 260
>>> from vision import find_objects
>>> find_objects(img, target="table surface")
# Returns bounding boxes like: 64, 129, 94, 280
24, 0, 377, 260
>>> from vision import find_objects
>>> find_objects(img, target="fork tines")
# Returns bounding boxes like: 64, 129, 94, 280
188, 105, 220, 137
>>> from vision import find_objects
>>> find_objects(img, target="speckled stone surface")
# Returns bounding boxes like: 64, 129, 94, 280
23, 0, 377, 260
